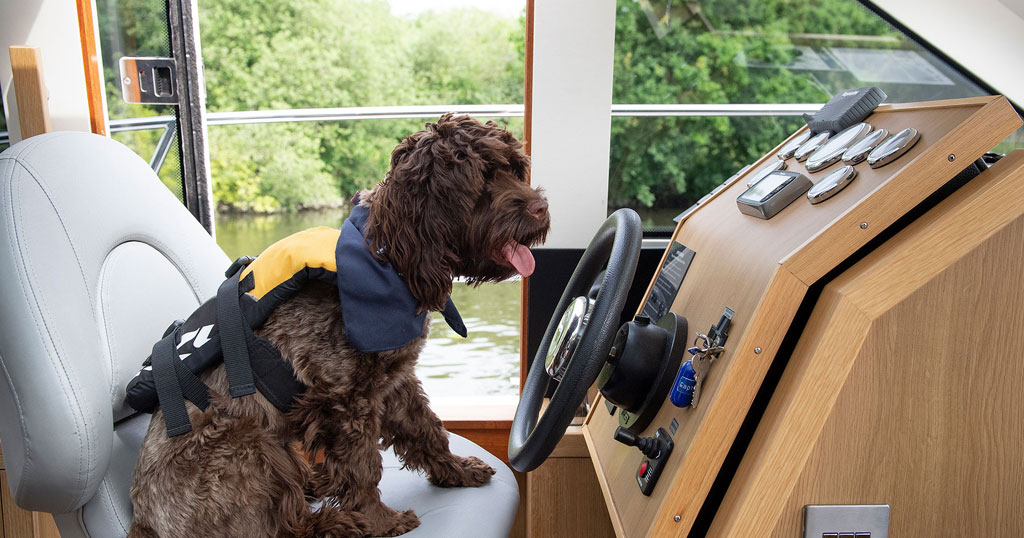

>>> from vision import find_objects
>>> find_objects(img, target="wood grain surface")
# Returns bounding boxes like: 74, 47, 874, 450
583, 96, 1023, 538
711, 150, 1024, 537
76, 0, 106, 136
1, 471, 60, 538
9, 47, 52, 139
527, 457, 616, 538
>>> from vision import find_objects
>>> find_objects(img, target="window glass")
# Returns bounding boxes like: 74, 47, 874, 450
199, 0, 527, 398
610, 0, 1009, 232
97, 0, 186, 202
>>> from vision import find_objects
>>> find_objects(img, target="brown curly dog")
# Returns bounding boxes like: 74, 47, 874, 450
127, 114, 550, 538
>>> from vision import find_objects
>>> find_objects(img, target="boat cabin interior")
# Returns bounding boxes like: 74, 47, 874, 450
2, 1, 1024, 537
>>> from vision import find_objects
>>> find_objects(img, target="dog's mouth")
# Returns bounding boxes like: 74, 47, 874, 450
497, 241, 536, 277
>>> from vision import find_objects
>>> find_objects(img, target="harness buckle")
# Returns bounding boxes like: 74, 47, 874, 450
225, 255, 257, 278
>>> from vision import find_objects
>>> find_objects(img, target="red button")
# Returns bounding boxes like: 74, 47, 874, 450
639, 461, 649, 475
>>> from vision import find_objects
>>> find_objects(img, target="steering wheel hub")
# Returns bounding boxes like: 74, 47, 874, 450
544, 296, 594, 381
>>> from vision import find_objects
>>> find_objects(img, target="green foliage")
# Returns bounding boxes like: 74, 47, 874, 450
608, 0, 895, 212
195, 0, 526, 212
209, 123, 339, 212
97, 0, 525, 213
99, 0, 980, 220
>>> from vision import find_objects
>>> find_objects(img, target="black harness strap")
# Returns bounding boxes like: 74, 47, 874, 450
151, 328, 210, 437
217, 267, 257, 398
173, 352, 211, 411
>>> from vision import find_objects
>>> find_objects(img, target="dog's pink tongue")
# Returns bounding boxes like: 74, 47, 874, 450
502, 242, 535, 277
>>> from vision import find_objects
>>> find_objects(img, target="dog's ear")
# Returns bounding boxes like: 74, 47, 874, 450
366, 126, 480, 313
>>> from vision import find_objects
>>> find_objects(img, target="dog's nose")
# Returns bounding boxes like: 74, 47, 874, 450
528, 199, 549, 220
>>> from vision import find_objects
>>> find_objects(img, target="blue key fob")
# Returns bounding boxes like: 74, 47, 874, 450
670, 360, 696, 408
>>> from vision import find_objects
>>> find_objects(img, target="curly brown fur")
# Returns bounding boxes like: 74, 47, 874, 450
365, 113, 548, 312
128, 115, 549, 538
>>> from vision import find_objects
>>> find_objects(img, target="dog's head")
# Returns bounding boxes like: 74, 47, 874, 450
364, 114, 550, 312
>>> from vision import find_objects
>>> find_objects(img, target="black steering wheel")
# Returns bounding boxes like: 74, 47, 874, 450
508, 209, 642, 472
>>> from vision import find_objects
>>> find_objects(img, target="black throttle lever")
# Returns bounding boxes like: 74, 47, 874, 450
614, 426, 667, 459
614, 426, 675, 496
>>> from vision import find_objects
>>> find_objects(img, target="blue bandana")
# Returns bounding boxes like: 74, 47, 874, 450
335, 204, 467, 353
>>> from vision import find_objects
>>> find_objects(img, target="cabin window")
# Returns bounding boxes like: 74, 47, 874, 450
94, 0, 528, 400
97, 0, 187, 203
608, 0, 1022, 234
200, 0, 528, 400
98, 0, 528, 401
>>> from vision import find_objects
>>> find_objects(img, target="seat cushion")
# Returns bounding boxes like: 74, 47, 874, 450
378, 434, 519, 538
0, 132, 229, 513
68, 414, 518, 538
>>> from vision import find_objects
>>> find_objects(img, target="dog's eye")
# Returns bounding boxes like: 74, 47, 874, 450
455, 151, 467, 161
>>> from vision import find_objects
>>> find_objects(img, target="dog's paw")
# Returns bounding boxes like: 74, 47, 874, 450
429, 455, 496, 488
369, 508, 420, 537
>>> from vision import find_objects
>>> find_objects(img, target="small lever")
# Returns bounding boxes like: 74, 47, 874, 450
614, 426, 666, 459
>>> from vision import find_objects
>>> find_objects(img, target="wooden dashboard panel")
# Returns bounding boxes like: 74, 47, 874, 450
582, 96, 1022, 538
710, 150, 1024, 537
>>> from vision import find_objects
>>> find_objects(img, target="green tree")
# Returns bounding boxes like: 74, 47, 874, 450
197, 0, 525, 212
608, 0, 893, 217
97, 0, 185, 196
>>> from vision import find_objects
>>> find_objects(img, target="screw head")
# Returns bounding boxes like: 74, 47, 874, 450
860, 222, 869, 230
754, 347, 762, 354
674, 515, 682, 522
948, 154, 956, 162
122, 77, 131, 85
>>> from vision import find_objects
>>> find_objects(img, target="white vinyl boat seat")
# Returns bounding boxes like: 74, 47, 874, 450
0, 132, 518, 538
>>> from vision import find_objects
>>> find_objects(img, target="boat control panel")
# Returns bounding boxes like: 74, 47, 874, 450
580, 92, 1023, 538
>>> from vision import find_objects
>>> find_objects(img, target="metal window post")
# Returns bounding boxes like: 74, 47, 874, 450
167, 0, 215, 236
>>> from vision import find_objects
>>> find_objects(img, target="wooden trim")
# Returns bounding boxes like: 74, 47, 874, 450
548, 426, 589, 458
76, 0, 107, 136
781, 96, 1021, 285
711, 291, 873, 537
710, 150, 1024, 537
519, 0, 535, 393
648, 266, 807, 537
0, 470, 60, 538
444, 426, 512, 463
8, 47, 51, 139
526, 456, 615, 538
436, 398, 516, 462
871, 95, 998, 111
583, 97, 1024, 538
583, 423, 628, 538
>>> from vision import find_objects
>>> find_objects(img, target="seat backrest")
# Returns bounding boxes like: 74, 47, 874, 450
0, 132, 228, 535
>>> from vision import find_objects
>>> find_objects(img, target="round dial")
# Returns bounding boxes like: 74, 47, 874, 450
777, 130, 811, 160
807, 165, 858, 204
843, 128, 889, 165
806, 123, 873, 172
794, 131, 830, 162
867, 128, 921, 168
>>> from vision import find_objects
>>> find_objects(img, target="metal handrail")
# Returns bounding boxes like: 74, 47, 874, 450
0, 103, 822, 147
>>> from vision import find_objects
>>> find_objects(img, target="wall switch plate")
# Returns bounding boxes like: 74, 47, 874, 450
804, 505, 889, 538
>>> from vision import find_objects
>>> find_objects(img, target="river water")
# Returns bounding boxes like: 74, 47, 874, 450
216, 208, 522, 398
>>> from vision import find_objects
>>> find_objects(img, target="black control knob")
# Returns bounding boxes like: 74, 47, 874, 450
613, 426, 665, 459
